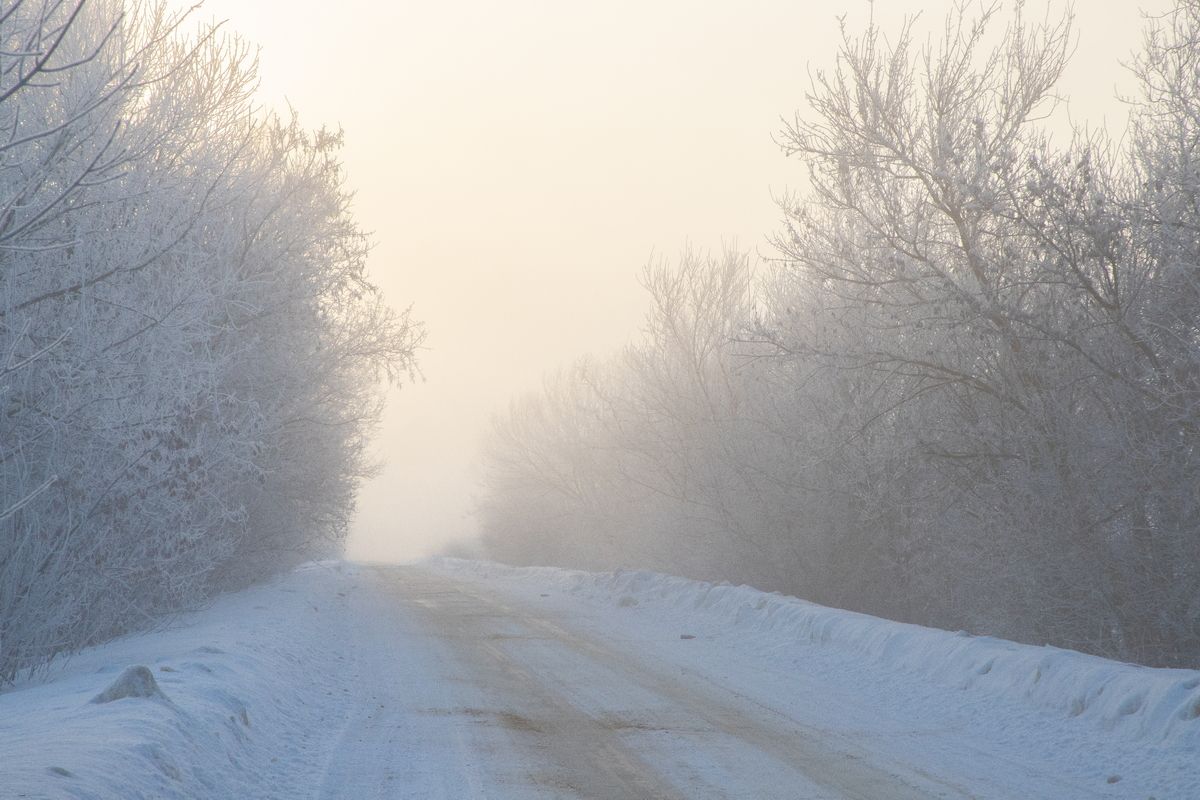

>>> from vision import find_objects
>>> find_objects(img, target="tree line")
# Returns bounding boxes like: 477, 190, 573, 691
0, 0, 420, 682
479, 1, 1200, 667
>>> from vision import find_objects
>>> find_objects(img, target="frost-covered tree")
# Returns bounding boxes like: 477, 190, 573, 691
479, 1, 1200, 667
765, 0, 1200, 663
0, 0, 420, 682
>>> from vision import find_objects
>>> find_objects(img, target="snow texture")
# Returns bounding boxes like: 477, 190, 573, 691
0, 562, 355, 799
436, 559, 1200, 749
1, 558, 1196, 798
91, 666, 167, 705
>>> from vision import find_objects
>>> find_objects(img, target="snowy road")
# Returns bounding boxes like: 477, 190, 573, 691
318, 567, 1008, 799
5, 561, 1193, 798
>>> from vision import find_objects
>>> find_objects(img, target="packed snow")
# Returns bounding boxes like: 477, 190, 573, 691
0, 559, 1196, 798
436, 559, 1200, 750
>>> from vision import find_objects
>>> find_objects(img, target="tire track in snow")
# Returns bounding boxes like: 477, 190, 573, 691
318, 566, 985, 798
406, 569, 969, 800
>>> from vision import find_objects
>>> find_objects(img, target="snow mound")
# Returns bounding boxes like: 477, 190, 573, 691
0, 561, 361, 799
433, 558, 1200, 749
91, 665, 165, 704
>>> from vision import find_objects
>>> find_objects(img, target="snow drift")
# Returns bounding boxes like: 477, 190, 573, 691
0, 562, 356, 799
434, 558, 1200, 749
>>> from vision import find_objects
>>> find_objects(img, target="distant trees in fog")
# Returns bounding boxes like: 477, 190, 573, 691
0, 1, 420, 682
480, 1, 1200, 667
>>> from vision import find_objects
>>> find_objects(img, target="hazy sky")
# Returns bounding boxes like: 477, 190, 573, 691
173, 0, 1168, 562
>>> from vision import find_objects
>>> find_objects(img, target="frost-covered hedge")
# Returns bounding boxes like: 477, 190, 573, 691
0, 1, 419, 682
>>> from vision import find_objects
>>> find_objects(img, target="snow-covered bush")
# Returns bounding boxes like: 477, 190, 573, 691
0, 1, 420, 682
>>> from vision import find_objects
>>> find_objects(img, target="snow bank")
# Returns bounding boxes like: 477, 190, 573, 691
0, 561, 356, 799
433, 558, 1200, 749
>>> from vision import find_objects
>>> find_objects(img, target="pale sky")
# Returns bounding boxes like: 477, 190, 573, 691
173, 0, 1169, 562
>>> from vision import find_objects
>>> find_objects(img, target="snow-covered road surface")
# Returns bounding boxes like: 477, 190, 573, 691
2, 560, 1196, 798
323, 566, 962, 799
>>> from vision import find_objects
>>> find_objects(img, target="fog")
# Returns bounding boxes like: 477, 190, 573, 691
180, 0, 1167, 562
7, 4, 1200, 791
